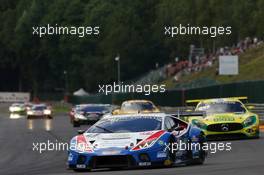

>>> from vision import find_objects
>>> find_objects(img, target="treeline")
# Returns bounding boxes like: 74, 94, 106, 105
0, 0, 263, 94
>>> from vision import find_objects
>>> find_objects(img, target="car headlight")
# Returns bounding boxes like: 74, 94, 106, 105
192, 119, 207, 130
44, 109, 51, 115
75, 113, 86, 119
243, 116, 257, 127
70, 136, 93, 153
27, 111, 33, 115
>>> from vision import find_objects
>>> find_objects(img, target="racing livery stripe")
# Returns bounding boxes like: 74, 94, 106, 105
144, 130, 166, 142
132, 130, 166, 150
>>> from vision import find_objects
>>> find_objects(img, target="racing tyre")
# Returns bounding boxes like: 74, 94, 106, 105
192, 133, 206, 165
165, 137, 176, 166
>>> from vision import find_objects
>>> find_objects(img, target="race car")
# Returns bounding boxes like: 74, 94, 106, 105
69, 104, 89, 123
186, 97, 259, 140
9, 102, 26, 113
26, 104, 52, 119
71, 104, 112, 127
68, 113, 206, 171
112, 100, 160, 115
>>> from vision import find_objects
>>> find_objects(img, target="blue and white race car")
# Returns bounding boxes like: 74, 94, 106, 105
68, 113, 206, 171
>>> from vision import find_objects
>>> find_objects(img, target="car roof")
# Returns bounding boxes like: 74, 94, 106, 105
12, 103, 24, 105
122, 100, 153, 104
199, 98, 241, 103
106, 112, 167, 119
32, 104, 47, 107
76, 104, 110, 107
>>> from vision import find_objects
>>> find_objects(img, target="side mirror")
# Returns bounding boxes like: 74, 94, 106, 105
112, 109, 120, 115
168, 125, 185, 132
247, 105, 255, 110
174, 126, 185, 131
77, 130, 85, 135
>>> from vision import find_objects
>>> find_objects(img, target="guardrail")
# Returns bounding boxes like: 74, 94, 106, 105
247, 103, 264, 124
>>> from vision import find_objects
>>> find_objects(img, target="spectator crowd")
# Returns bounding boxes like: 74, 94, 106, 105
165, 37, 264, 82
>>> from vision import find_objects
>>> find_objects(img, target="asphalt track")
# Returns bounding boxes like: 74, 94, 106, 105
0, 113, 263, 175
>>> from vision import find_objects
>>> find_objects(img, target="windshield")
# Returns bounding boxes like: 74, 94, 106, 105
81, 106, 110, 112
12, 104, 24, 107
32, 106, 47, 110
86, 116, 162, 133
121, 102, 155, 111
196, 101, 246, 114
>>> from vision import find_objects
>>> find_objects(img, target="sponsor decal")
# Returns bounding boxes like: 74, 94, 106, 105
140, 131, 156, 135
102, 150, 121, 155
191, 136, 199, 142
76, 164, 86, 169
68, 152, 73, 161
0, 92, 30, 102
158, 140, 164, 145
157, 151, 167, 158
139, 162, 151, 166
75, 135, 94, 153
132, 130, 165, 151
213, 116, 235, 122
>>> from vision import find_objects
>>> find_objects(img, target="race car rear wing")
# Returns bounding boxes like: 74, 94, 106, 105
186, 96, 248, 104
169, 111, 206, 118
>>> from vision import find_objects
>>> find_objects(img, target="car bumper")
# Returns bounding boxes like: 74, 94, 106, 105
202, 124, 259, 140
74, 116, 101, 123
27, 113, 50, 117
9, 109, 25, 113
68, 147, 169, 170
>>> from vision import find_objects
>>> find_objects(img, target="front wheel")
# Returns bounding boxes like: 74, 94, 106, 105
193, 148, 206, 165
192, 133, 206, 165
164, 137, 176, 166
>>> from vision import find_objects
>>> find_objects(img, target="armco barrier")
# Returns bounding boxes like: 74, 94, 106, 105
184, 80, 264, 103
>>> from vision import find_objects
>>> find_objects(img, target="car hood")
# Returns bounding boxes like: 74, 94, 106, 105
118, 109, 160, 114
83, 130, 162, 149
81, 110, 104, 114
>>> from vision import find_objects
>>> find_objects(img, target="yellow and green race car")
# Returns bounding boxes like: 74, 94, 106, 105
185, 97, 259, 140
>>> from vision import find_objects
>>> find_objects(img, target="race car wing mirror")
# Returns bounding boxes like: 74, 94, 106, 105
111, 109, 120, 115
247, 105, 255, 110
77, 130, 85, 134
174, 126, 185, 131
